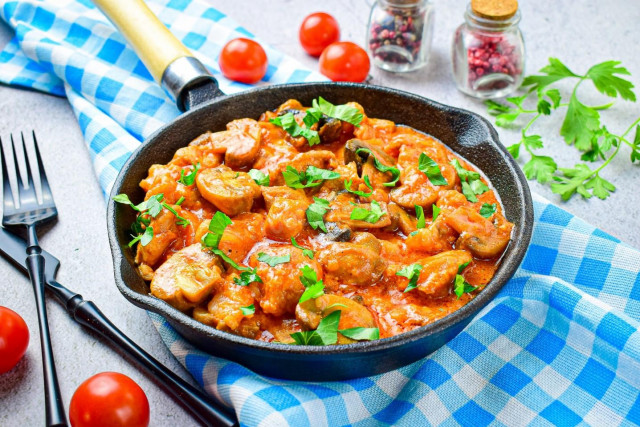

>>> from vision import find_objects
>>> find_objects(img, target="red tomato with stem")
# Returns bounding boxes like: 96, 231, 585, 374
299, 12, 340, 57
319, 41, 370, 83
0, 306, 29, 374
218, 38, 268, 84
69, 372, 150, 427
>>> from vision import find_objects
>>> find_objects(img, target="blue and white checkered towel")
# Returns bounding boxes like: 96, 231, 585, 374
2, 1, 640, 425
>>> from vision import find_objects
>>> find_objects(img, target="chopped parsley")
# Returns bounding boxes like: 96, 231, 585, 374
282, 165, 340, 189
270, 113, 320, 146
432, 204, 441, 222
161, 202, 190, 227
345, 175, 374, 197
339, 327, 380, 341
306, 197, 331, 233
350, 200, 385, 223
306, 97, 364, 127
396, 263, 423, 293
234, 268, 262, 287
291, 237, 314, 259
128, 226, 154, 248
355, 148, 400, 187
177, 162, 200, 186
298, 265, 325, 303
240, 304, 255, 316
248, 169, 270, 186
418, 153, 448, 186
454, 274, 477, 299
479, 203, 497, 218
458, 261, 471, 274
450, 159, 489, 202
257, 252, 291, 267
175, 196, 185, 206
415, 205, 426, 229
290, 310, 380, 346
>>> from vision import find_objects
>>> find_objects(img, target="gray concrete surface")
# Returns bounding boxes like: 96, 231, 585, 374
0, 0, 639, 426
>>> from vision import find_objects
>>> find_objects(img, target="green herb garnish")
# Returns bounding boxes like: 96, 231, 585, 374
450, 159, 489, 202
202, 211, 232, 249
338, 327, 380, 341
270, 113, 320, 146
415, 205, 426, 229
291, 237, 314, 259
178, 163, 200, 186
161, 202, 190, 227
114, 193, 169, 246
248, 169, 270, 186
305, 97, 364, 127
128, 226, 154, 248
257, 252, 291, 267
306, 197, 331, 233
479, 203, 497, 218
350, 200, 385, 223
485, 57, 640, 201
298, 265, 325, 303
290, 310, 340, 345
432, 204, 441, 222
282, 165, 340, 189
355, 148, 401, 187
240, 305, 255, 316
454, 274, 477, 299
418, 153, 448, 186
234, 268, 262, 287
175, 196, 185, 206
396, 263, 423, 293
345, 175, 374, 197
458, 261, 470, 274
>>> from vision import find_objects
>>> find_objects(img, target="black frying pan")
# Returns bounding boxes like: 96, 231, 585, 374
98, 0, 534, 381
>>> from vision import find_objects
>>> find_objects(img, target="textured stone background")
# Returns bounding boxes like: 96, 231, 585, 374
1, 0, 638, 425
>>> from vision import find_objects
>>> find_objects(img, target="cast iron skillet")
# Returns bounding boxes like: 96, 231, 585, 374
99, 0, 533, 381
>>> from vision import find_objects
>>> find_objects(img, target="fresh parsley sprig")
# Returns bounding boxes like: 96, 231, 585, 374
298, 265, 324, 303
418, 153, 448, 186
248, 169, 270, 186
355, 148, 401, 187
178, 163, 200, 186
306, 197, 331, 233
396, 263, 423, 293
270, 113, 321, 146
485, 57, 640, 201
450, 160, 489, 202
291, 237, 314, 259
289, 310, 379, 345
350, 200, 386, 223
344, 175, 374, 197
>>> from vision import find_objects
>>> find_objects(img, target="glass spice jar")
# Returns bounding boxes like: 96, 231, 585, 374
367, 0, 434, 73
452, 0, 525, 98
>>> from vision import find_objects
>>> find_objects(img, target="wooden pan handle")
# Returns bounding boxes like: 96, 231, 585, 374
92, 0, 192, 83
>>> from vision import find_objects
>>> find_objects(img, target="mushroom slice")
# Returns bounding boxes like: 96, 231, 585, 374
196, 165, 260, 216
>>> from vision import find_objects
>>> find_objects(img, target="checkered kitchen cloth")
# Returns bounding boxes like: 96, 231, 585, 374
2, 1, 640, 426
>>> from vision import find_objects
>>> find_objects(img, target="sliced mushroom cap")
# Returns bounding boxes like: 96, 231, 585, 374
317, 233, 387, 286
343, 139, 396, 175
196, 166, 260, 216
296, 294, 375, 344
318, 117, 343, 144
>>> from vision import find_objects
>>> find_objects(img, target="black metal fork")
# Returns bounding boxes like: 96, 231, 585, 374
1, 132, 67, 426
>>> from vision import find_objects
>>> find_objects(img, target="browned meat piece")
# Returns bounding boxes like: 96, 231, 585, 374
135, 208, 179, 268
406, 217, 457, 254
260, 186, 307, 210
414, 250, 472, 297
265, 198, 309, 241
445, 206, 513, 259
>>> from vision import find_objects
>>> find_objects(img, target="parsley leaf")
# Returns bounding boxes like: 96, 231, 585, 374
161, 202, 190, 227
128, 226, 154, 248
396, 263, 423, 293
586, 61, 636, 101
283, 165, 340, 189
299, 265, 320, 288
175, 196, 185, 206
454, 274, 477, 299
291, 237, 314, 259
350, 200, 386, 223
355, 148, 401, 187
631, 125, 640, 164
479, 203, 497, 218
298, 265, 325, 304
310, 97, 363, 127
270, 113, 320, 146
248, 169, 270, 186
234, 269, 262, 286
522, 155, 558, 184
306, 197, 331, 233
451, 160, 489, 202
240, 305, 255, 316
338, 327, 380, 341
257, 252, 291, 267
290, 310, 341, 346
522, 57, 579, 91
432, 204, 441, 222
178, 163, 200, 186
458, 261, 470, 274
418, 153, 448, 186
345, 175, 374, 198
561, 94, 601, 151
202, 211, 232, 250
415, 205, 425, 229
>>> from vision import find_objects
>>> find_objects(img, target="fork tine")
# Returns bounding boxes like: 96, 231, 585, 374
31, 132, 53, 206
1, 135, 21, 209
23, 132, 44, 205
11, 133, 29, 190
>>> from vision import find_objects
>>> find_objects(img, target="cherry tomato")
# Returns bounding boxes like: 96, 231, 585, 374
299, 12, 340, 57
0, 306, 29, 374
69, 372, 150, 427
218, 38, 268, 84
319, 41, 370, 83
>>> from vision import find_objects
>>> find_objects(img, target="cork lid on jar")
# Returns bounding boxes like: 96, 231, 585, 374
471, 0, 518, 20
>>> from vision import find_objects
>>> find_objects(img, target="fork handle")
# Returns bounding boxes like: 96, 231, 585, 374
49, 284, 237, 427
26, 246, 68, 427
